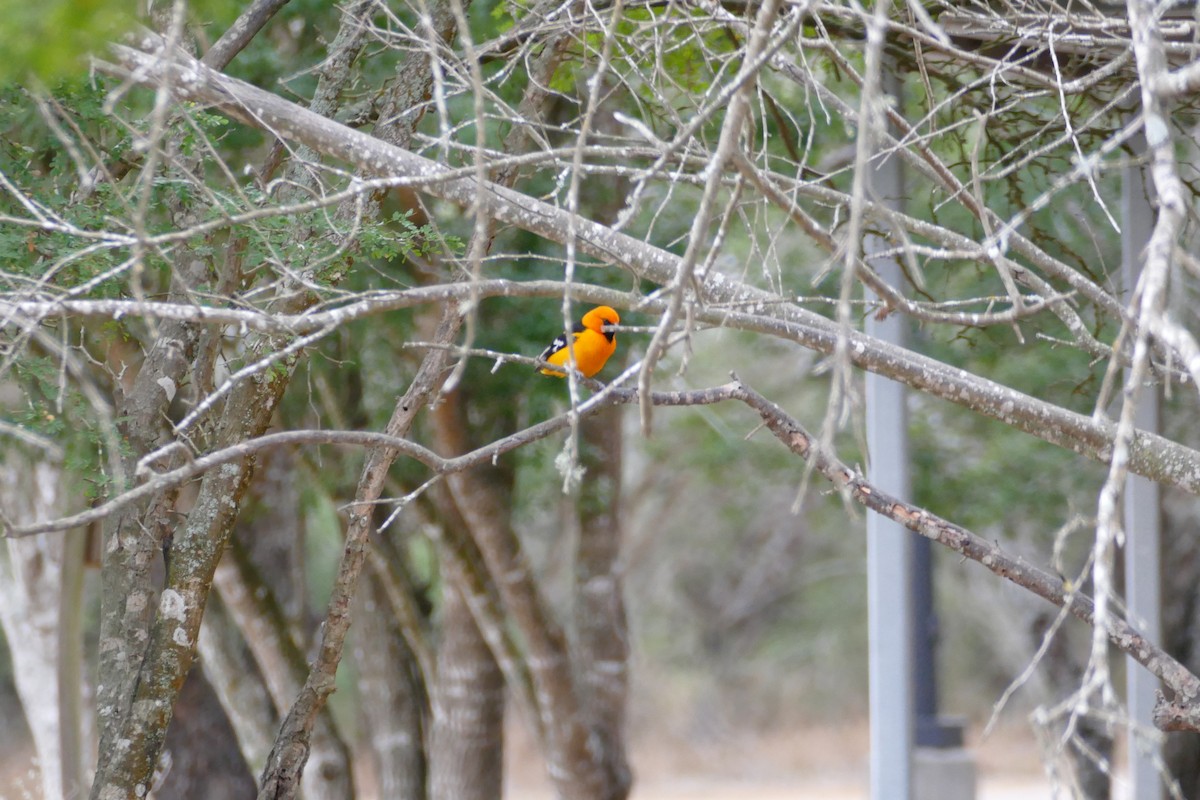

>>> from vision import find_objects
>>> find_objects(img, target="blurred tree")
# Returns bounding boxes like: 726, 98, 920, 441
7, 2, 1200, 800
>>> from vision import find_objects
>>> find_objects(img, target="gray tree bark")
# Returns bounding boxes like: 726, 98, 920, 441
214, 537, 354, 800
0, 454, 85, 800
575, 406, 632, 800
428, 394, 510, 800
355, 558, 428, 800
429, 581, 505, 800
197, 591, 279, 779
156, 667, 259, 800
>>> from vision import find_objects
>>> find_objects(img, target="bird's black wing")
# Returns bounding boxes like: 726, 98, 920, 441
535, 321, 585, 368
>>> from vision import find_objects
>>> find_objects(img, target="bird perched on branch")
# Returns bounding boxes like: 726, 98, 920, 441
536, 305, 620, 378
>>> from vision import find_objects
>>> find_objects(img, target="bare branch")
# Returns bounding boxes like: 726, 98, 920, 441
202, 0, 294, 70
726, 377, 1200, 732
79, 38, 1200, 497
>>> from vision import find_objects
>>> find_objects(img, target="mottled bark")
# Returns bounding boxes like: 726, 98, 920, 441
17, 4, 1200, 800
90, 2, 384, 793
201, 0, 293, 70
94, 255, 209, 786
374, 0, 459, 154
89, 368, 278, 800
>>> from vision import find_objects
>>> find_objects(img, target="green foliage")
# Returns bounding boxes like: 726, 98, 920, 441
10, 355, 117, 497
358, 211, 454, 263
0, 0, 134, 81
0, 80, 135, 295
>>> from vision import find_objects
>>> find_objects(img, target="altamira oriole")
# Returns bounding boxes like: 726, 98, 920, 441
536, 305, 620, 378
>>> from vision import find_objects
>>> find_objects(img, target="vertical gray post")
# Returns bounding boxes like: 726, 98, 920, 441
1122, 138, 1163, 800
865, 66, 913, 800
865, 286, 914, 800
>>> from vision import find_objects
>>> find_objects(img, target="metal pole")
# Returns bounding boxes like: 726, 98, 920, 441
912, 537, 965, 748
1122, 135, 1163, 800
912, 534, 966, 748
865, 64, 913, 800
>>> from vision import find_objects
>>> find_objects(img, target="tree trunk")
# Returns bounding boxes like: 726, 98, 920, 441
92, 257, 209, 791
239, 445, 310, 636
203, 443, 353, 800
575, 406, 632, 800
429, 580, 505, 800
430, 385, 619, 799
197, 591, 279, 779
570, 110, 633, 797
214, 538, 354, 800
356, 562, 428, 800
156, 666, 258, 799
0, 455, 82, 800
1031, 609, 1113, 799
1161, 494, 1200, 795
427, 393, 510, 800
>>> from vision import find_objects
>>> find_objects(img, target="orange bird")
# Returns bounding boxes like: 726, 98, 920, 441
536, 306, 620, 378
